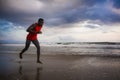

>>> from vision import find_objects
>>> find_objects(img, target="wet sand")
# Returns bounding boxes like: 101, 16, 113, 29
0, 53, 120, 80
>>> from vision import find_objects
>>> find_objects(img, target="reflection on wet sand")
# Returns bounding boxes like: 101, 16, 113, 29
1, 53, 120, 80
18, 63, 43, 80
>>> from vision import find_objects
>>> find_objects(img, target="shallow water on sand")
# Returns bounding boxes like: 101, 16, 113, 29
0, 43, 120, 56
0, 54, 120, 80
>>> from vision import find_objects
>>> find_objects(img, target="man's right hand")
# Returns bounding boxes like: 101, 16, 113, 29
37, 31, 42, 34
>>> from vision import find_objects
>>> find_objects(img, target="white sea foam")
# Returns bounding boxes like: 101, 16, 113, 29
0, 42, 120, 56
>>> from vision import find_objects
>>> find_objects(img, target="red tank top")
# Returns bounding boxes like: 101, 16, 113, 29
27, 24, 42, 40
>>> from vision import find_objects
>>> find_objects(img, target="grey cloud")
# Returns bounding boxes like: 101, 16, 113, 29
112, 0, 120, 9
0, 0, 120, 27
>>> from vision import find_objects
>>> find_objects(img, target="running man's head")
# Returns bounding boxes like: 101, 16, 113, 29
38, 18, 44, 26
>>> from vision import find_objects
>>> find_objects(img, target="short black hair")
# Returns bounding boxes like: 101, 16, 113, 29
38, 18, 44, 22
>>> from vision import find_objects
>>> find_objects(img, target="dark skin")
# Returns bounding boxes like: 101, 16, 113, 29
28, 20, 44, 63
27, 20, 44, 34
19, 19, 44, 64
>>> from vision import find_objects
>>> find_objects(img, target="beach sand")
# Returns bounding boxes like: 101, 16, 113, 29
0, 53, 120, 80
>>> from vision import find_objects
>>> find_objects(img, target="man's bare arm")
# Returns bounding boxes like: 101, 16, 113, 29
37, 31, 42, 34
26, 24, 36, 33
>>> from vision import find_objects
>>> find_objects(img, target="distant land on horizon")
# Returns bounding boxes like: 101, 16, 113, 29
0, 40, 120, 45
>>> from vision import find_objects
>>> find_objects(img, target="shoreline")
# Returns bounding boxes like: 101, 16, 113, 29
0, 53, 120, 80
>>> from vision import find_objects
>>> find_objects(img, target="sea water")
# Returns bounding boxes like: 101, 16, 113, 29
0, 42, 120, 56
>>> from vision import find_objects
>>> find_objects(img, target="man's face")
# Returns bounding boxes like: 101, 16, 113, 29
38, 20, 44, 26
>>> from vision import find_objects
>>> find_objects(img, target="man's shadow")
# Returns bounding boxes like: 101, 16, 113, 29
18, 63, 43, 80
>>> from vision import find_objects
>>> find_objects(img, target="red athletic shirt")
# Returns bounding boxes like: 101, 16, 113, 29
27, 24, 42, 40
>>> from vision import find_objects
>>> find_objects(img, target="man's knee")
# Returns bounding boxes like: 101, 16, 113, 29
37, 47, 40, 50
24, 47, 29, 51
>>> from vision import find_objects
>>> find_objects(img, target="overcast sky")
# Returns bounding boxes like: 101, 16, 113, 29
0, 0, 120, 43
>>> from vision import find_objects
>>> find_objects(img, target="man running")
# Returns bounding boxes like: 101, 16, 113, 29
19, 18, 44, 63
